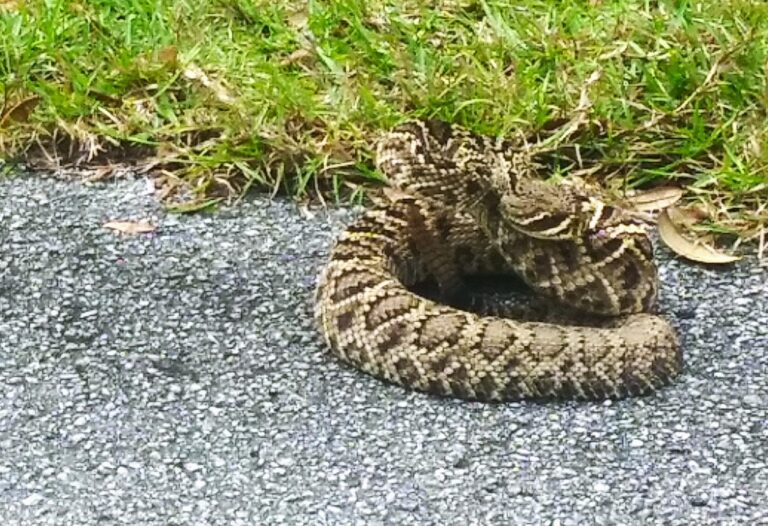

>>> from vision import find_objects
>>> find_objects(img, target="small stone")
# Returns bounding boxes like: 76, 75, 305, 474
21, 493, 44, 506
184, 462, 203, 473
715, 487, 734, 499
593, 481, 610, 493
690, 494, 709, 507
276, 456, 295, 467
397, 496, 419, 512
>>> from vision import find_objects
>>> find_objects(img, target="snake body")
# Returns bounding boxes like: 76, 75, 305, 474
314, 120, 681, 401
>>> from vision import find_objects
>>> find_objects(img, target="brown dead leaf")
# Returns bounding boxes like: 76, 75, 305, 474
183, 63, 236, 105
156, 45, 178, 67
626, 186, 683, 212
658, 208, 741, 264
665, 206, 701, 228
0, 95, 40, 127
134, 45, 179, 73
281, 48, 313, 67
103, 220, 157, 235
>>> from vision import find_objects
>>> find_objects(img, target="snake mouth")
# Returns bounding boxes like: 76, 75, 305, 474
587, 209, 655, 243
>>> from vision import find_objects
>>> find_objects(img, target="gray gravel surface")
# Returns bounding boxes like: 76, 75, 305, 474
1, 172, 767, 526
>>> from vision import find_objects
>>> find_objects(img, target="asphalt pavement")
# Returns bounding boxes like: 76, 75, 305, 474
0, 172, 766, 525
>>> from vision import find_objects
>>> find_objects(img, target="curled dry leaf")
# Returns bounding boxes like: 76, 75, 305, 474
103, 220, 157, 235
625, 186, 683, 212
657, 208, 740, 264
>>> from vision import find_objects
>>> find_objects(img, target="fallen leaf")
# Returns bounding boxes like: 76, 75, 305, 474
626, 186, 683, 212
658, 208, 741, 264
103, 220, 157, 235
0, 95, 40, 127
156, 45, 178, 67
183, 63, 236, 105
665, 205, 700, 228
281, 48, 313, 66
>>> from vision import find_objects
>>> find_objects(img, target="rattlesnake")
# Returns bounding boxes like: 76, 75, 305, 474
314, 119, 681, 401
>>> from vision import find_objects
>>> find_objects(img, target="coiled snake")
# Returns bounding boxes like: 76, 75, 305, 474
314, 119, 681, 401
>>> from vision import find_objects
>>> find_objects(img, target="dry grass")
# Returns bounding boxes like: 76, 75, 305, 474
1, 0, 767, 247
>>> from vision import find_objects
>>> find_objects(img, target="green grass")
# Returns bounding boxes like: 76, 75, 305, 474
1, 0, 767, 243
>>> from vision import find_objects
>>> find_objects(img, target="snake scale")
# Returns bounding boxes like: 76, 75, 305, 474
314, 119, 682, 401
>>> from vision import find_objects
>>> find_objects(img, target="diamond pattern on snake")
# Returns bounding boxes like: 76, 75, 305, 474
314, 119, 682, 401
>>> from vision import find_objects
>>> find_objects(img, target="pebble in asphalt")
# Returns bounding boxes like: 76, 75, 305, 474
0, 172, 767, 526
